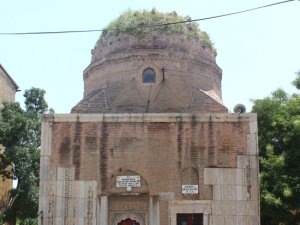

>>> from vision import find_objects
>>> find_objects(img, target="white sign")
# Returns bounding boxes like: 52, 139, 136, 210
182, 185, 199, 194
116, 176, 141, 188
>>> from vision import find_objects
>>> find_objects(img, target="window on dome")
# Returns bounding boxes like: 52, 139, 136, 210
143, 68, 155, 83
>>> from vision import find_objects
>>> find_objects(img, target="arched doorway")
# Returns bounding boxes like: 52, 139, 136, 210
117, 218, 140, 225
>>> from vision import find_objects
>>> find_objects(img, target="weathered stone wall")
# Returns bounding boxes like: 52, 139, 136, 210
39, 113, 259, 225
0, 66, 16, 107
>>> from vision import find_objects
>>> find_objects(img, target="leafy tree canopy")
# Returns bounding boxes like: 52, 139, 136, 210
0, 87, 51, 225
252, 72, 300, 225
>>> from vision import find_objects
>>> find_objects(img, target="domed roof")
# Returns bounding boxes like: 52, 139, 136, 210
72, 10, 227, 113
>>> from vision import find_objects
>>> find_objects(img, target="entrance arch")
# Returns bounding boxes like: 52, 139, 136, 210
112, 212, 146, 225
118, 218, 140, 225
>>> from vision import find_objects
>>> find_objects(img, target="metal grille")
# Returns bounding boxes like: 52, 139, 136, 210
177, 213, 203, 225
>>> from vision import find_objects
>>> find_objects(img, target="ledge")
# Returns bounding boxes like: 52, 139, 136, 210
43, 112, 257, 123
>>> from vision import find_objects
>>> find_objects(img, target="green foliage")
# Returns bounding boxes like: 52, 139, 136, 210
97, 9, 216, 52
0, 88, 49, 225
292, 71, 300, 90
252, 78, 300, 224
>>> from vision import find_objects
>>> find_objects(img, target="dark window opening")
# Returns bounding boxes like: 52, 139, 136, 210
143, 68, 155, 83
117, 218, 140, 225
177, 213, 203, 225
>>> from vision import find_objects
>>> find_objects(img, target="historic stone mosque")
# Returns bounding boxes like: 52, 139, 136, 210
38, 10, 260, 225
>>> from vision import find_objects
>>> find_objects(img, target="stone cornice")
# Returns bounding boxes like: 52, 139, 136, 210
43, 113, 257, 123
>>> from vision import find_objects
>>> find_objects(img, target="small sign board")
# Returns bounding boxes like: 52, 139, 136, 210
182, 185, 199, 194
116, 175, 141, 188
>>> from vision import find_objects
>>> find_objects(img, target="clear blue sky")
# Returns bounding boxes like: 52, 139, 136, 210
0, 0, 299, 113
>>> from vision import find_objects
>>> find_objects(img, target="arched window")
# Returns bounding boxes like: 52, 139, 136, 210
142, 68, 155, 83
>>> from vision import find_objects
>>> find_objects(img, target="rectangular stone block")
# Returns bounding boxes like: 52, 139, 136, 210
223, 169, 236, 185
39, 166, 49, 182
237, 155, 258, 169
212, 201, 222, 215
41, 121, 52, 156
249, 215, 259, 225
38, 194, 48, 217
223, 185, 236, 201
252, 201, 260, 216
77, 197, 87, 217
249, 120, 258, 134
247, 134, 258, 155
40, 156, 49, 168
236, 169, 245, 186
213, 185, 223, 200
54, 218, 63, 225
250, 169, 258, 188
212, 215, 224, 225
204, 168, 214, 185
235, 186, 250, 201
236, 155, 249, 169
77, 181, 86, 198
224, 216, 234, 225
251, 184, 259, 201
39, 181, 49, 199
54, 196, 64, 218
234, 215, 249, 225
213, 168, 223, 185
250, 155, 259, 169
236, 201, 253, 216
222, 201, 236, 216
204, 215, 210, 225
48, 168, 57, 181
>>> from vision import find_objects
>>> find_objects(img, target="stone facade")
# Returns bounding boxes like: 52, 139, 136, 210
39, 113, 259, 225
39, 11, 260, 225
0, 64, 19, 202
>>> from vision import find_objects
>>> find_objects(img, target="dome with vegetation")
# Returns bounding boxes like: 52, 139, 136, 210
97, 9, 216, 52
75, 9, 225, 114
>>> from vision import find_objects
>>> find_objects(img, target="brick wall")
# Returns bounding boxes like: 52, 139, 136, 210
71, 32, 227, 114
84, 32, 222, 102
50, 114, 249, 197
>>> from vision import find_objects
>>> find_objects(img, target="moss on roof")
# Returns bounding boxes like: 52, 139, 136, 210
97, 9, 216, 52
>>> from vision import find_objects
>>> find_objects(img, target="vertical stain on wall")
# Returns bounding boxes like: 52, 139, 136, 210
189, 115, 198, 163
177, 117, 183, 169
99, 122, 108, 192
59, 137, 71, 165
208, 118, 216, 167
73, 118, 82, 180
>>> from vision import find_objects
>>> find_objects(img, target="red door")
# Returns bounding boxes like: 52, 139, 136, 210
117, 218, 140, 225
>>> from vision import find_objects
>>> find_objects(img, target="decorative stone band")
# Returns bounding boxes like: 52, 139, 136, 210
42, 112, 257, 125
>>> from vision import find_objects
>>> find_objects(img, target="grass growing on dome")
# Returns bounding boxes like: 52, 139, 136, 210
97, 9, 216, 52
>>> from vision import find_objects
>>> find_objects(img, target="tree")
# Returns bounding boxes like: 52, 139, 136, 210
252, 72, 300, 225
0, 88, 50, 225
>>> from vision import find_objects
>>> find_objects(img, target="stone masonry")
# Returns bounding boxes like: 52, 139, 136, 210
0, 64, 18, 107
39, 113, 259, 225
39, 11, 260, 225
